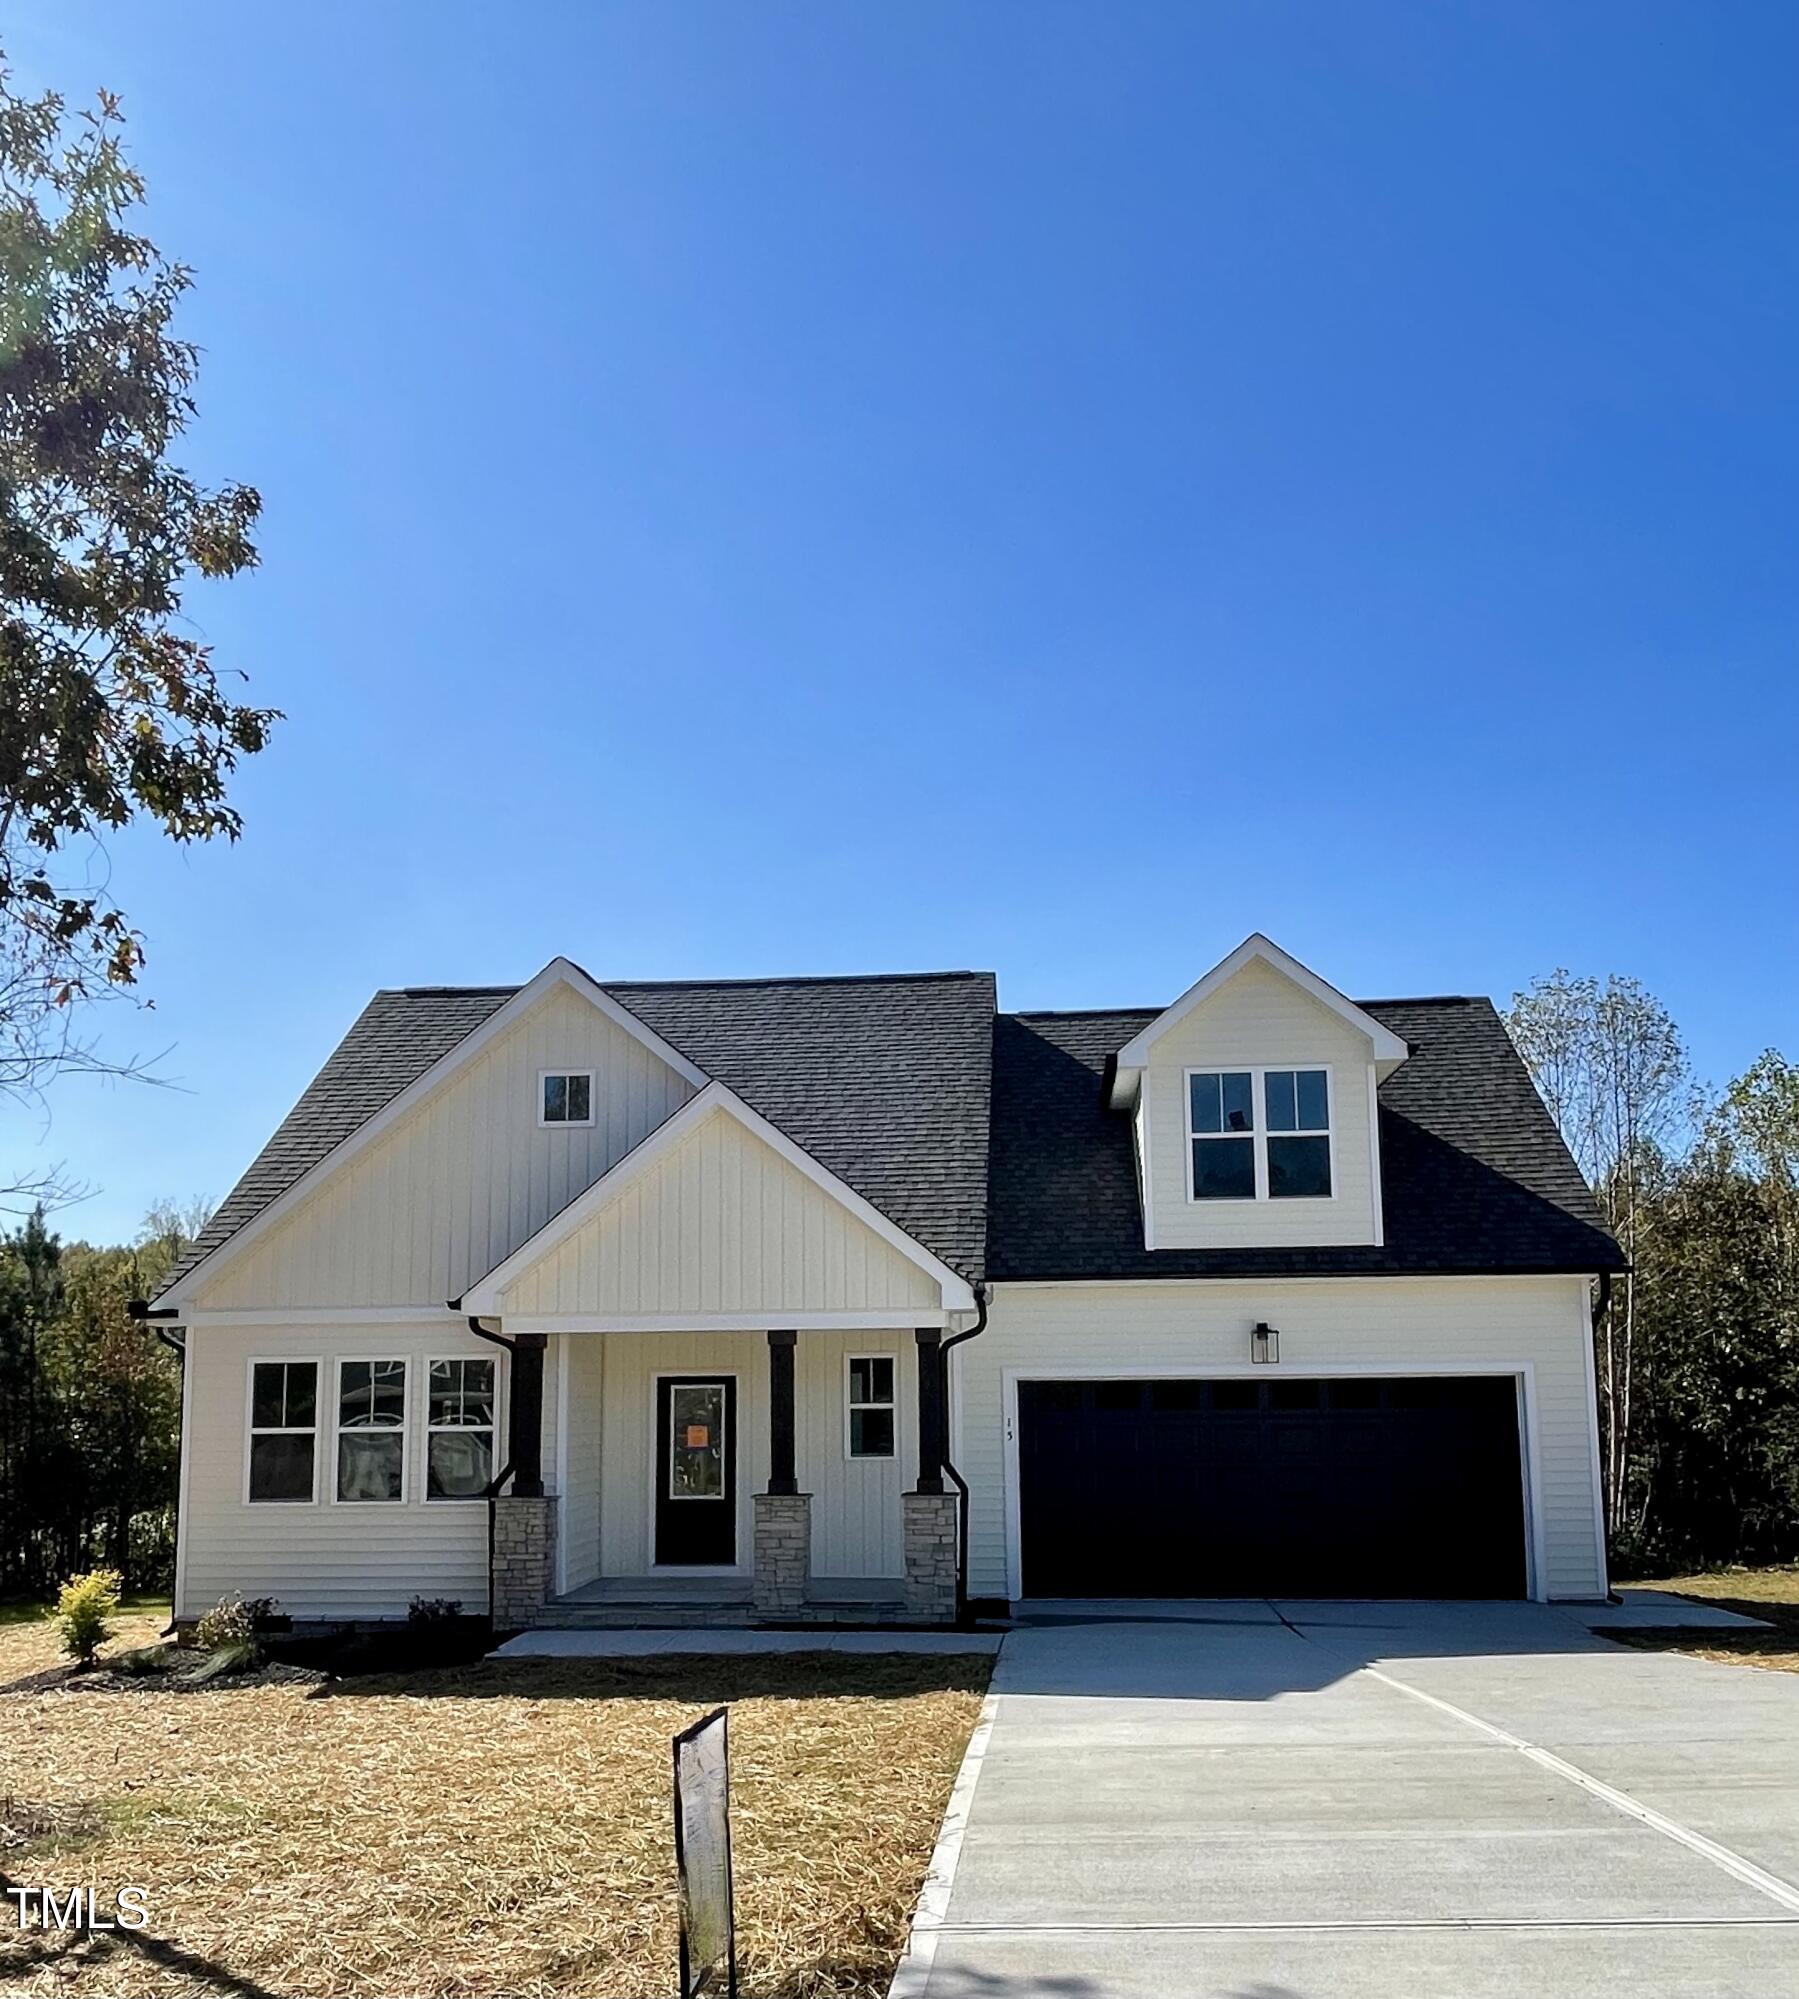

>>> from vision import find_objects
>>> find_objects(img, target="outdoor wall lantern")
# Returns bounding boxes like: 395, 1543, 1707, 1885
1250, 1322, 1280, 1365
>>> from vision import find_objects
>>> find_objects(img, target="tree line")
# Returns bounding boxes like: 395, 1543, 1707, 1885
1508, 973, 1799, 1575
0, 1200, 203, 1596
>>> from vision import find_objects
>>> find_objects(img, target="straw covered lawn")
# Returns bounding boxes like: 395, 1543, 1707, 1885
0, 1608, 989, 1997
1605, 1564, 1799, 1676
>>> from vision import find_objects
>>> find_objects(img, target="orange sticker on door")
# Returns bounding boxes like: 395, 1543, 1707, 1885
684, 1425, 711, 1449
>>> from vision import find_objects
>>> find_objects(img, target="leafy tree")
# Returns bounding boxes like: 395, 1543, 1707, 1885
0, 51, 276, 1201
0, 1197, 199, 1595
1505, 970, 1693, 1536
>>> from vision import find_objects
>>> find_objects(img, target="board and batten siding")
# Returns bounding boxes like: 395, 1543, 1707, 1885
191, 984, 695, 1311
177, 1319, 508, 1621
954, 1276, 1607, 1603
573, 1328, 916, 1582
497, 1106, 941, 1319
1140, 958, 1380, 1250
558, 1332, 604, 1592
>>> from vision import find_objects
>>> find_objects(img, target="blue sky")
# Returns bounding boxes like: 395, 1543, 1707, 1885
8, 2, 1798, 1241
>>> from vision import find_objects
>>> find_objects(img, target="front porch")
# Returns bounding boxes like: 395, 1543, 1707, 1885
488, 1323, 965, 1629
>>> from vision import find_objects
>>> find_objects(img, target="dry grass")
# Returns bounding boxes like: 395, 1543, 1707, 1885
1606, 1564, 1799, 1676
0, 1607, 988, 1997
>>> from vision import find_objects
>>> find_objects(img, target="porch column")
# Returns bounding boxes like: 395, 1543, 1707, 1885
508, 1333, 547, 1498
766, 1328, 798, 1495
755, 1330, 809, 1618
913, 1326, 946, 1494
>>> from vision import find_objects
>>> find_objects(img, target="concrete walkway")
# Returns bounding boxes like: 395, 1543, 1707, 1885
900, 1600, 1799, 1998
491, 1625, 1001, 1658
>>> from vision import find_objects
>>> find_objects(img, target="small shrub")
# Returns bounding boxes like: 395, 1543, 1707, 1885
55, 1569, 122, 1668
193, 1594, 279, 1653
407, 1596, 462, 1627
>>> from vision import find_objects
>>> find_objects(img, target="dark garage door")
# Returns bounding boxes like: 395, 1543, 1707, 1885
1017, 1376, 1527, 1599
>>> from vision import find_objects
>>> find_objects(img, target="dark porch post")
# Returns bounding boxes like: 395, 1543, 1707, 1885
914, 1326, 946, 1493
767, 1328, 798, 1495
507, 1333, 547, 1497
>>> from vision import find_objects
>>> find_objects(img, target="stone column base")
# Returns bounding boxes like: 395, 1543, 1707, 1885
491, 1493, 557, 1627
903, 1490, 959, 1624
753, 1492, 812, 1617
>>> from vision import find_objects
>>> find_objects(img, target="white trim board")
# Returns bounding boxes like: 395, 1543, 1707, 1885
460, 1080, 976, 1316
996, 1360, 1548, 1605
156, 958, 710, 1309
494, 1309, 951, 1334
1109, 933, 1410, 1109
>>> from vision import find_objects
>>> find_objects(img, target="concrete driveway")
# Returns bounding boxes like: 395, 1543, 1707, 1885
900, 1600, 1799, 1998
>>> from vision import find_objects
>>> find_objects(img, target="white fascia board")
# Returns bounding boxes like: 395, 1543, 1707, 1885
158, 957, 710, 1308
1106, 933, 1410, 1108
460, 1080, 976, 1316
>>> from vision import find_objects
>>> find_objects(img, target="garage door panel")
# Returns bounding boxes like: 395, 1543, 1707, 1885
1017, 1376, 1526, 1599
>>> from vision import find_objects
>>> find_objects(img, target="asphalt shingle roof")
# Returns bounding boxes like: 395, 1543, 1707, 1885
161, 970, 995, 1297
162, 970, 1620, 1303
987, 996, 1624, 1279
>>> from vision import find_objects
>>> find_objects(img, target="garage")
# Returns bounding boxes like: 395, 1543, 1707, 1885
1016, 1375, 1528, 1598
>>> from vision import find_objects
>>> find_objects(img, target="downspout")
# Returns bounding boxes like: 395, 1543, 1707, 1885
938, 1282, 989, 1626
128, 1302, 186, 1630
464, 1313, 520, 1622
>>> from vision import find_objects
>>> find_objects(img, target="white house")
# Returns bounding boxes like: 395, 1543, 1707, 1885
148, 936, 1621, 1627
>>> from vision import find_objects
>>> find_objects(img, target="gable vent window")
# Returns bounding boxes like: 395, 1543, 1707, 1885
540, 1070, 593, 1127
1187, 1067, 1333, 1202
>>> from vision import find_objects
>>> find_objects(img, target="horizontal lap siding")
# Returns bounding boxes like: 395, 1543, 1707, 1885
179, 1322, 505, 1620
954, 1276, 1605, 1603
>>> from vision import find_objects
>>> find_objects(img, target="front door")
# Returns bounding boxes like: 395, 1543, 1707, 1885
655, 1376, 737, 1566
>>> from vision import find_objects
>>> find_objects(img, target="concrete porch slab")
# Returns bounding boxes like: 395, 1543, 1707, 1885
491, 1627, 1002, 1659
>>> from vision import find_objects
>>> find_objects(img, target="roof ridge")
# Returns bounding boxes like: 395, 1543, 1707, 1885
385, 970, 993, 998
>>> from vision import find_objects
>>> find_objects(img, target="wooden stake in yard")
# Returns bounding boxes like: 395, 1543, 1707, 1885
672, 1705, 736, 1999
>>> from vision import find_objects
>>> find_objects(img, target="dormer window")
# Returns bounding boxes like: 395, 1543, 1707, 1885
539, 1070, 593, 1126
1187, 1067, 1332, 1201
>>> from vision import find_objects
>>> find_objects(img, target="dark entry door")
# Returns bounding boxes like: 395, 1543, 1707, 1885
1017, 1376, 1526, 1598
655, 1376, 737, 1566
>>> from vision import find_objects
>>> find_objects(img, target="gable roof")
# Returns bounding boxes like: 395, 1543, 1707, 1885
460, 1081, 975, 1314
990, 996, 1624, 1279
1108, 934, 1411, 1107
158, 966, 995, 1301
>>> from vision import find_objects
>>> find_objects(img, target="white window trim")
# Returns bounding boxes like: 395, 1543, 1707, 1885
537, 1068, 596, 1129
330, 1355, 412, 1505
844, 1352, 898, 1461
424, 1354, 498, 1503
242, 1355, 321, 1506
1183, 1065, 1339, 1205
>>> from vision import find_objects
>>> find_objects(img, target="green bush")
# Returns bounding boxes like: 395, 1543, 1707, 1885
55, 1568, 122, 1667
193, 1593, 278, 1653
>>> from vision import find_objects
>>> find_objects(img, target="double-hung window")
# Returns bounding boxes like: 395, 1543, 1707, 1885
846, 1356, 896, 1459
1263, 1068, 1333, 1198
248, 1361, 318, 1501
1187, 1068, 1333, 1201
336, 1359, 408, 1501
1187, 1071, 1257, 1199
427, 1357, 495, 1500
